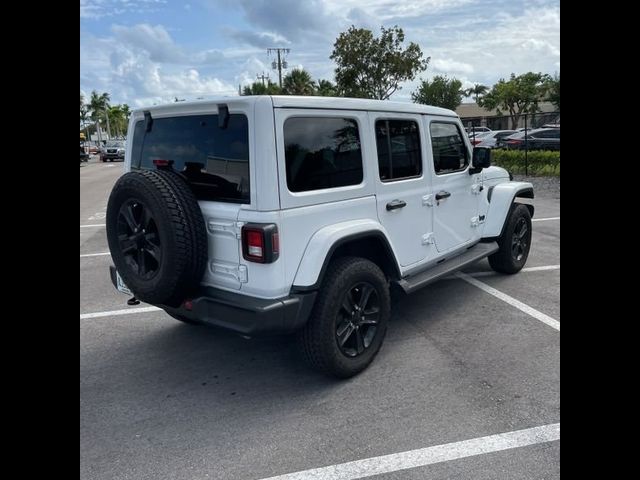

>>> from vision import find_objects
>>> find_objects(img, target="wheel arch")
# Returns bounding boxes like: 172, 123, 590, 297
482, 182, 534, 239
291, 222, 401, 293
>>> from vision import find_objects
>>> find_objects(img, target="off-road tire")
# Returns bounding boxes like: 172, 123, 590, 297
488, 203, 532, 274
106, 169, 207, 306
298, 256, 390, 378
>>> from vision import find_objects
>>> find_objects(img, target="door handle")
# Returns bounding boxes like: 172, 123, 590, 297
435, 191, 451, 200
386, 199, 407, 211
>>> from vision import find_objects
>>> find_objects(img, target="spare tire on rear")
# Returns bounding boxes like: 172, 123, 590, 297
106, 169, 207, 307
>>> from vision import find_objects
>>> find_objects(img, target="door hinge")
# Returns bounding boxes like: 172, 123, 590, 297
471, 184, 483, 195
422, 233, 435, 245
422, 194, 434, 207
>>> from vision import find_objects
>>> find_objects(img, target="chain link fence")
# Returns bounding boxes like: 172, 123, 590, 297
463, 111, 560, 176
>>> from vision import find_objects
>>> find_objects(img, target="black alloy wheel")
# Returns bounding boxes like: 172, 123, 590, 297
336, 282, 380, 357
116, 200, 162, 279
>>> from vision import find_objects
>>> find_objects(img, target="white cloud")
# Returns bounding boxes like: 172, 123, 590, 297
432, 58, 474, 74
81, 1, 559, 107
112, 24, 186, 63
80, 0, 168, 19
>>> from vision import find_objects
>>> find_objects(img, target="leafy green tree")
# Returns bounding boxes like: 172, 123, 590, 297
464, 83, 488, 103
107, 105, 131, 138
242, 80, 281, 95
316, 79, 337, 96
330, 25, 429, 100
282, 69, 316, 95
412, 75, 464, 110
546, 73, 560, 109
480, 72, 551, 129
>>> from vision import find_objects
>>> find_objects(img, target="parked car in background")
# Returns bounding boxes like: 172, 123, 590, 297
100, 140, 126, 162
465, 126, 491, 137
476, 130, 517, 148
499, 128, 560, 151
80, 147, 89, 162
469, 131, 491, 145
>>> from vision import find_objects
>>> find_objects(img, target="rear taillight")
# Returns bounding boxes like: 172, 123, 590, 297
241, 223, 279, 263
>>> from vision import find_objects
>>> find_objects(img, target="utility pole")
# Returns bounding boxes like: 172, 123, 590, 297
256, 72, 270, 86
267, 48, 290, 88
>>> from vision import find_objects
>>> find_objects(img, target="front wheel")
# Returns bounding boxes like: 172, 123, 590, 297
297, 256, 390, 378
488, 204, 532, 274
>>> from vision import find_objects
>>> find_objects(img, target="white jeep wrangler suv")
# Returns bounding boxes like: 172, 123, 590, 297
106, 96, 534, 378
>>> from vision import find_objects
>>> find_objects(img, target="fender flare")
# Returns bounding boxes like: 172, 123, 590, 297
292, 219, 400, 291
482, 182, 534, 238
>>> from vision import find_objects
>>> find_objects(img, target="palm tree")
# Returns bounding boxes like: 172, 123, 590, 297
80, 93, 90, 143
242, 81, 281, 95
282, 69, 316, 96
107, 105, 129, 138
316, 79, 337, 96
89, 90, 111, 142
465, 83, 488, 104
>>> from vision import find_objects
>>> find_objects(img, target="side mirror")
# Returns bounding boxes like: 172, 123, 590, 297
470, 146, 491, 174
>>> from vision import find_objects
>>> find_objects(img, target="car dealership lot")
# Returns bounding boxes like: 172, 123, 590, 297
80, 162, 559, 480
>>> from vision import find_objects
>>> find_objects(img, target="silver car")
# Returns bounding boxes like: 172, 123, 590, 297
476, 130, 518, 148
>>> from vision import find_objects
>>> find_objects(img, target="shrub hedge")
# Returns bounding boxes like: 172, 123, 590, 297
490, 149, 560, 176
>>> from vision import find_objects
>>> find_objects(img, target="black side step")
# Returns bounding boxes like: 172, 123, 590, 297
397, 241, 499, 294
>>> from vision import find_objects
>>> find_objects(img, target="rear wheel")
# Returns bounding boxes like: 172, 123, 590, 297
488, 204, 532, 274
298, 257, 390, 378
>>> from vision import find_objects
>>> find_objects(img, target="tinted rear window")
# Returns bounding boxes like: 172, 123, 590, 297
284, 117, 363, 192
132, 114, 250, 203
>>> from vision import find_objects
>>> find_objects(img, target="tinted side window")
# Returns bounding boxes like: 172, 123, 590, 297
375, 119, 422, 181
430, 122, 469, 174
284, 117, 363, 192
134, 114, 250, 203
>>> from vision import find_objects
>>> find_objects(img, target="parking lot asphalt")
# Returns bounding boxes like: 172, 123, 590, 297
80, 160, 560, 480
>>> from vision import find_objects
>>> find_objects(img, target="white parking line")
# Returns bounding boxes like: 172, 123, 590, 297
80, 224, 106, 228
444, 264, 560, 280
456, 272, 560, 331
258, 423, 559, 480
532, 216, 560, 222
80, 306, 161, 320
80, 252, 110, 258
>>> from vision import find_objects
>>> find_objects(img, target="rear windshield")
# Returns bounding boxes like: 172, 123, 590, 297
132, 113, 250, 203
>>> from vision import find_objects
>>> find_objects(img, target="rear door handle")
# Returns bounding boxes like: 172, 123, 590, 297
435, 191, 451, 200
386, 199, 407, 211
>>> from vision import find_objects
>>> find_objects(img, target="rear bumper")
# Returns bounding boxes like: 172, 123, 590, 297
109, 266, 316, 335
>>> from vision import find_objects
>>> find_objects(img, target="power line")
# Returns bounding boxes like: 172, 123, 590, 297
267, 48, 290, 88
256, 72, 270, 86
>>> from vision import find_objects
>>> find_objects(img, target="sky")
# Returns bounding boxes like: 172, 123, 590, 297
80, 0, 560, 108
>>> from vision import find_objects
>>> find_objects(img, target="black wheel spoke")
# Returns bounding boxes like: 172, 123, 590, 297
341, 290, 356, 315
137, 249, 146, 275
146, 244, 161, 262
120, 238, 137, 254
140, 207, 151, 229
358, 284, 374, 310
122, 204, 138, 232
355, 328, 365, 354
337, 322, 356, 347
518, 224, 528, 239
145, 232, 158, 244
359, 314, 379, 325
